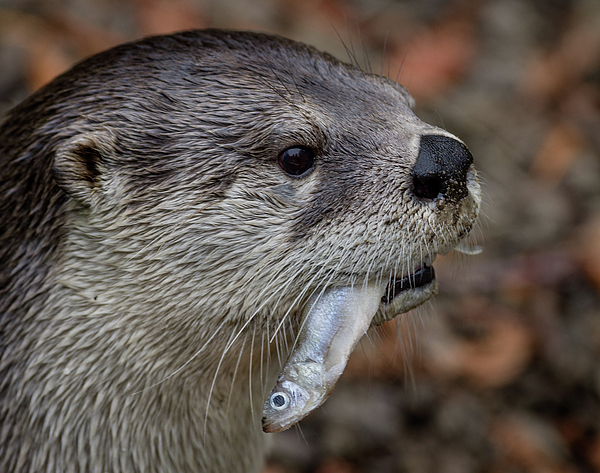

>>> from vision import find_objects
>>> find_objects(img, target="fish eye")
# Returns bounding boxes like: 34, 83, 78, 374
269, 391, 290, 410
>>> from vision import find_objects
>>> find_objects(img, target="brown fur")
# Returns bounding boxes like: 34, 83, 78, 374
0, 29, 480, 472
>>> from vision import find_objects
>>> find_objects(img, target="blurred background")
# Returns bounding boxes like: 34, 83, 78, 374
1, 0, 600, 471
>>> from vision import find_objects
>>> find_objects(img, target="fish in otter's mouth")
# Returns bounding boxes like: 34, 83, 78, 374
262, 242, 481, 433
262, 133, 481, 432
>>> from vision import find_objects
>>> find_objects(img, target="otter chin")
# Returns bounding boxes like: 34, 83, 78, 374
0, 29, 480, 472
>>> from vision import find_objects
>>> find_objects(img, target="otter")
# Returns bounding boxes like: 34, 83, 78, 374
0, 29, 480, 472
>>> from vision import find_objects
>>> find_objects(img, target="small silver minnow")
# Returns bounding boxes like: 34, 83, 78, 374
262, 283, 383, 433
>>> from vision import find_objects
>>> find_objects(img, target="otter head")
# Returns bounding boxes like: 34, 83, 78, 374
48, 30, 479, 337
48, 27, 480, 419
1, 29, 480, 472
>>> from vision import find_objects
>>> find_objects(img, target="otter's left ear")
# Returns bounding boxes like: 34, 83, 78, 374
52, 130, 117, 207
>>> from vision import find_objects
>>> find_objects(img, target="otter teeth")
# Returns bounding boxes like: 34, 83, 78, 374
453, 241, 483, 255
382, 256, 437, 304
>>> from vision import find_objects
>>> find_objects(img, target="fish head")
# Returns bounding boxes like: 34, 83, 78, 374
262, 380, 313, 433
262, 361, 329, 433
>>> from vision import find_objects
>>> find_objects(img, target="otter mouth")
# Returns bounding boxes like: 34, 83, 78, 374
262, 260, 440, 433
262, 242, 482, 433
374, 242, 482, 324
374, 255, 440, 325
381, 264, 436, 304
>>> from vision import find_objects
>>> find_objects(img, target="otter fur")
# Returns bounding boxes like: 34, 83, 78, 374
0, 29, 480, 472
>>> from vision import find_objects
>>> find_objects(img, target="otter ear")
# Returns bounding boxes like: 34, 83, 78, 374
52, 130, 117, 206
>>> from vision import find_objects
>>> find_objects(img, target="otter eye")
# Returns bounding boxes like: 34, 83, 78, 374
278, 146, 315, 176
269, 391, 290, 410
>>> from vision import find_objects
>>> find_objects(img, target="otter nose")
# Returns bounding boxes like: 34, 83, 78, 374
411, 134, 473, 201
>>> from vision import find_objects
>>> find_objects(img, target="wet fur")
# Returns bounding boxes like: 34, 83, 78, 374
0, 30, 479, 472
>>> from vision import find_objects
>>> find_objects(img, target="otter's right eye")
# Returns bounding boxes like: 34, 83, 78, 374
278, 146, 315, 176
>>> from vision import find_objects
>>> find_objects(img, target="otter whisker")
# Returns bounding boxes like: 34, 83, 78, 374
204, 324, 241, 434
283, 267, 342, 350
213, 271, 296, 376
132, 317, 229, 395
248, 322, 257, 425
267, 264, 341, 373
266, 245, 345, 325
356, 23, 372, 75
261, 326, 269, 396
399, 314, 418, 388
268, 247, 351, 345
381, 30, 390, 79
226, 327, 249, 413
342, 16, 360, 70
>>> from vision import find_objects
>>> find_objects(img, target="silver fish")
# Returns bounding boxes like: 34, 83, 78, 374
262, 282, 383, 433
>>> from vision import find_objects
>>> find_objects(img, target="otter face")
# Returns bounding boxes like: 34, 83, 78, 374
1, 29, 481, 472
48, 30, 480, 343
201, 38, 481, 328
